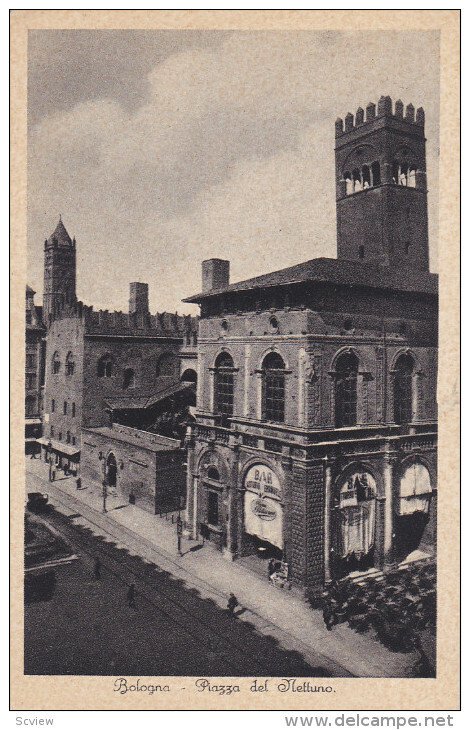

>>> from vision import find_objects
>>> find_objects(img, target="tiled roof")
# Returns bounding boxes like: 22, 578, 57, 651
83, 427, 178, 452
103, 381, 194, 411
184, 257, 438, 303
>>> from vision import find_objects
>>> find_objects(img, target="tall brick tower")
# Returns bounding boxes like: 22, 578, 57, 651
335, 95, 429, 271
43, 217, 77, 326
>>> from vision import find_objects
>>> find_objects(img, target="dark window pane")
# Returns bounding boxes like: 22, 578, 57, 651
214, 352, 235, 423
394, 354, 414, 424
207, 491, 219, 526
335, 353, 358, 427
262, 352, 286, 423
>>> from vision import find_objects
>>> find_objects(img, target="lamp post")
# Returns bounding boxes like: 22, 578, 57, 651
102, 479, 108, 514
176, 494, 184, 556
98, 451, 107, 513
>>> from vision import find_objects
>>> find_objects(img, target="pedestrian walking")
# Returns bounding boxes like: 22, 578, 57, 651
127, 583, 137, 609
51, 468, 56, 482
227, 592, 238, 615
76, 477, 82, 490
268, 558, 276, 578
322, 592, 337, 631
94, 557, 101, 581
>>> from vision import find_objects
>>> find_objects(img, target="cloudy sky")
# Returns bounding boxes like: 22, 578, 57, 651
28, 30, 440, 314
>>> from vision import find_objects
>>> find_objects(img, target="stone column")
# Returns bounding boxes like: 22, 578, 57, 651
412, 370, 425, 422
223, 439, 239, 561
323, 458, 332, 583
197, 350, 205, 409
208, 368, 215, 413
243, 345, 251, 417
298, 349, 306, 427
383, 451, 395, 566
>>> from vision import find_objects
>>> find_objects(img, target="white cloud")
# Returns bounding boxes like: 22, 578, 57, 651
28, 31, 439, 313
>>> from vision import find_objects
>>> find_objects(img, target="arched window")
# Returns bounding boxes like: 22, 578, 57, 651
338, 472, 376, 561
123, 368, 136, 390
361, 165, 371, 189
207, 466, 220, 481
352, 168, 362, 192
97, 355, 113, 378
371, 161, 381, 186
214, 352, 235, 424
334, 352, 359, 427
52, 351, 61, 374
393, 353, 414, 424
181, 368, 197, 384
393, 158, 417, 188
408, 167, 416, 188
65, 351, 75, 376
262, 352, 286, 423
397, 463, 431, 516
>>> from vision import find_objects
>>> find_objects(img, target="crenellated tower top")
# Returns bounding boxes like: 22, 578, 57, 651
334, 97, 429, 271
335, 96, 425, 138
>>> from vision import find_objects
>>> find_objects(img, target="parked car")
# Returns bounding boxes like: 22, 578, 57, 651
26, 492, 49, 513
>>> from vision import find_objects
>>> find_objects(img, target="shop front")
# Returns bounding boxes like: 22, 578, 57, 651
197, 450, 230, 551
36, 437, 80, 476
394, 461, 434, 563
331, 469, 378, 580
241, 463, 284, 565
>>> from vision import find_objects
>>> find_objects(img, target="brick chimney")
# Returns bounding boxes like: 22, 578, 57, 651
202, 259, 230, 293
129, 282, 149, 315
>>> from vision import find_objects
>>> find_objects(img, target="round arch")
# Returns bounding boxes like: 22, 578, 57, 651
256, 346, 290, 372
390, 347, 423, 373
181, 368, 197, 384
330, 346, 367, 373
333, 460, 384, 500
342, 143, 379, 173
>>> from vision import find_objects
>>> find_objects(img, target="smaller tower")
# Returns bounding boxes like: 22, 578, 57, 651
43, 217, 77, 326
129, 282, 149, 316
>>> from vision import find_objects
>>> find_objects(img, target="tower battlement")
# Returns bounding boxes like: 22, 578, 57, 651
334, 97, 429, 271
46, 296, 198, 340
335, 96, 425, 138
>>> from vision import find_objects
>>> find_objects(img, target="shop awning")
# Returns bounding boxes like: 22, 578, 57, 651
36, 437, 80, 457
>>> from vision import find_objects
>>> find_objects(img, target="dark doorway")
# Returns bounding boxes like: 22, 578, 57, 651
394, 512, 430, 564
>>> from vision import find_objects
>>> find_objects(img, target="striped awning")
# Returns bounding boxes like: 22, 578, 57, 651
36, 437, 80, 457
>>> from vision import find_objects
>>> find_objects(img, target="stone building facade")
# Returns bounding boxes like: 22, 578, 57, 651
183, 97, 438, 592
81, 423, 187, 514
25, 286, 45, 453
38, 220, 198, 482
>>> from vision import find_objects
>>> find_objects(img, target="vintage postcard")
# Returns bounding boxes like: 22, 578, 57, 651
10, 9, 460, 712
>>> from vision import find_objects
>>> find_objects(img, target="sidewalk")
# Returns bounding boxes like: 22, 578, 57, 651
25, 457, 417, 678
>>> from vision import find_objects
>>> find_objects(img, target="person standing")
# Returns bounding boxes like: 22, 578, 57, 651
127, 583, 137, 609
227, 592, 238, 615
94, 557, 101, 581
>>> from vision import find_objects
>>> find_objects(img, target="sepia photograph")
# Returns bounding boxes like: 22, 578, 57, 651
10, 9, 460, 713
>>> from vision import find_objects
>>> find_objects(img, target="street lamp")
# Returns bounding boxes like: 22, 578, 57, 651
98, 451, 107, 513
47, 440, 53, 482
176, 494, 184, 556
102, 479, 108, 514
